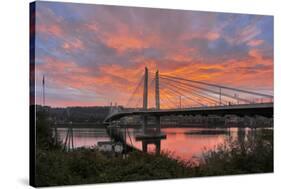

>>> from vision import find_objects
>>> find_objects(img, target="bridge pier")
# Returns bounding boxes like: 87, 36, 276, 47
142, 140, 148, 152
156, 115, 160, 132
141, 139, 161, 154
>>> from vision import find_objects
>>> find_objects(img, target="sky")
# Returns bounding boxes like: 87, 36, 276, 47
32, 1, 273, 108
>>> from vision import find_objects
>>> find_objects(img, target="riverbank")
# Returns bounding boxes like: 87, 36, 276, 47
35, 130, 273, 187
34, 112, 273, 187
52, 123, 273, 129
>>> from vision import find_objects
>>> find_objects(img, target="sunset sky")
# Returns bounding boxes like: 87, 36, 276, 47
33, 1, 273, 107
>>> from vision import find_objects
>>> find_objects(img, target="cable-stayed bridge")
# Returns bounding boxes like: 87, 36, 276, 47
104, 67, 273, 152
105, 67, 273, 123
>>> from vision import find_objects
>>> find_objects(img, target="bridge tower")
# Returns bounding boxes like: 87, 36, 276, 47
155, 70, 161, 132
42, 75, 45, 107
142, 67, 148, 129
143, 67, 148, 109
155, 70, 160, 109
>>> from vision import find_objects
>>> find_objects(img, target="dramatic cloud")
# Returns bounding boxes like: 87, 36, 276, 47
33, 2, 273, 107
247, 39, 264, 47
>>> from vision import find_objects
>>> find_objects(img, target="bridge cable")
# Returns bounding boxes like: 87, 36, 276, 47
160, 82, 208, 106
160, 89, 180, 108
160, 83, 197, 107
161, 78, 228, 104
160, 98, 174, 109
161, 79, 227, 106
160, 74, 273, 98
160, 76, 252, 104
126, 74, 145, 108
160, 82, 196, 108
160, 82, 205, 106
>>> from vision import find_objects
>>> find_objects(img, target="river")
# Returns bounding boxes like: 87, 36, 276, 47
54, 126, 263, 162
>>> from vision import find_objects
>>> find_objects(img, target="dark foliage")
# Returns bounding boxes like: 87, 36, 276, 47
35, 112, 273, 187
198, 129, 273, 176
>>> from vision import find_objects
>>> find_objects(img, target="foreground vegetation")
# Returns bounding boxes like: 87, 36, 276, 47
35, 111, 273, 187
198, 129, 273, 175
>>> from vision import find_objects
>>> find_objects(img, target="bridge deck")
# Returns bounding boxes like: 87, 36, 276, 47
104, 103, 273, 122
135, 133, 167, 141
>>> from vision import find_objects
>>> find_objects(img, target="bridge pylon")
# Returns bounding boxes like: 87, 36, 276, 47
155, 70, 161, 132
143, 67, 148, 110
142, 67, 148, 129
155, 70, 160, 110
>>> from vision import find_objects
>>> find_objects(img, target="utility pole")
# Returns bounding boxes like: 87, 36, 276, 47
110, 102, 112, 114
219, 87, 221, 106
42, 75, 45, 107
235, 94, 239, 104
179, 96, 182, 109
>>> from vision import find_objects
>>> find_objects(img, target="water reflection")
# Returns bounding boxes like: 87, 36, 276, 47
54, 126, 268, 162
55, 128, 111, 148
125, 128, 228, 161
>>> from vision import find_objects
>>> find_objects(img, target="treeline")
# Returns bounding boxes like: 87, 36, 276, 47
36, 105, 110, 123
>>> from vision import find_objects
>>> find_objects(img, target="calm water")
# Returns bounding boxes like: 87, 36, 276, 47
55, 128, 111, 148
55, 126, 255, 162
125, 127, 249, 161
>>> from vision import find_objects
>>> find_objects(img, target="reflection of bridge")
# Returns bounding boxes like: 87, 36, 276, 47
104, 67, 273, 153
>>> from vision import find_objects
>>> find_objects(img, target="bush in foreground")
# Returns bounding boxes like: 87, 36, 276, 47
197, 129, 273, 176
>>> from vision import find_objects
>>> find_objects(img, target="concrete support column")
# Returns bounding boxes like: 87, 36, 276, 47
155, 140, 161, 154
142, 141, 148, 152
156, 115, 160, 133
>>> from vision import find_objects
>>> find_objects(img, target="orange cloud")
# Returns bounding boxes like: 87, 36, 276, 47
105, 36, 146, 53
247, 39, 264, 47
248, 49, 263, 60
180, 31, 220, 42
38, 57, 87, 74
37, 24, 63, 37
85, 23, 99, 31
62, 38, 84, 51
37, 41, 273, 107
206, 32, 220, 41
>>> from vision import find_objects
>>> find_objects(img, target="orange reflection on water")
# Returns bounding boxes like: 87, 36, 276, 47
126, 128, 230, 162
161, 128, 227, 161
57, 127, 240, 163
